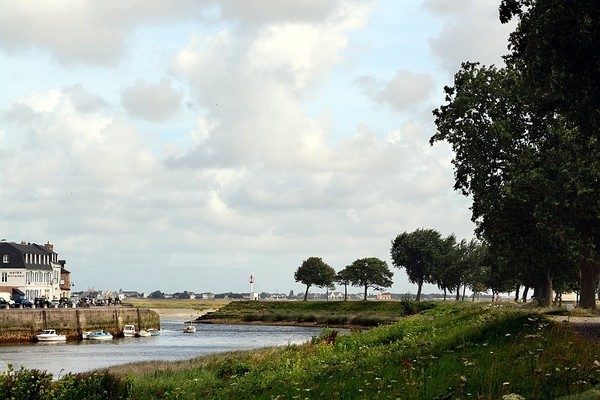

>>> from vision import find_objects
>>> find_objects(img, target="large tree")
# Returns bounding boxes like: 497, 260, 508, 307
294, 257, 336, 301
342, 257, 393, 301
390, 228, 450, 301
499, 0, 600, 309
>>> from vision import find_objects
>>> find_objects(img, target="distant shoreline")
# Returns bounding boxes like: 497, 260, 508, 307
150, 308, 215, 322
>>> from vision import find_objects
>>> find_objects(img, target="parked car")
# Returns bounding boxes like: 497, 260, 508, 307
0, 298, 11, 308
14, 298, 33, 308
34, 297, 51, 308
59, 297, 73, 307
50, 299, 60, 308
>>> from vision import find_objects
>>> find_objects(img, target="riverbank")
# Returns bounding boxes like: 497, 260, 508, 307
193, 299, 432, 327
111, 302, 600, 399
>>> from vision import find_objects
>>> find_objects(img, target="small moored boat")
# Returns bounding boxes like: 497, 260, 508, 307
147, 328, 161, 336
88, 330, 113, 341
36, 329, 67, 342
136, 330, 151, 338
183, 320, 196, 333
122, 324, 136, 337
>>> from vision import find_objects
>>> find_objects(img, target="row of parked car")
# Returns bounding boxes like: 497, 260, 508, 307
0, 297, 75, 308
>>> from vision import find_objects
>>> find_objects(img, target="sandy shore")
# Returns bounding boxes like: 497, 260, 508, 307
150, 308, 215, 321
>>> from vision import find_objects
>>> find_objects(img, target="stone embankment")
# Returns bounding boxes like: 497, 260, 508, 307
0, 307, 160, 342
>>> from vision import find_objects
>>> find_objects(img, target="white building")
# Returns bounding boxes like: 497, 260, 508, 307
0, 241, 69, 301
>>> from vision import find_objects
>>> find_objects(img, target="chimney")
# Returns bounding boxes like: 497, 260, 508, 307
44, 241, 54, 252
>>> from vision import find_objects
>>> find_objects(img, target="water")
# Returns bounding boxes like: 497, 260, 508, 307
0, 320, 326, 378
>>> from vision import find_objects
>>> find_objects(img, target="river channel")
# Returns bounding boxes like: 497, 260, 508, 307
0, 320, 326, 378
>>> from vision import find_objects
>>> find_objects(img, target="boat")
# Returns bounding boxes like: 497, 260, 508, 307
88, 330, 113, 341
183, 321, 196, 333
36, 329, 67, 342
81, 331, 93, 340
122, 324, 136, 337
136, 330, 151, 338
147, 328, 161, 336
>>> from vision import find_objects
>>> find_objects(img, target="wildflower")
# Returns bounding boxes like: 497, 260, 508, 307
502, 393, 525, 400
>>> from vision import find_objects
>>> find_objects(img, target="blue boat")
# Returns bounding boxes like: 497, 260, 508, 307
87, 330, 113, 341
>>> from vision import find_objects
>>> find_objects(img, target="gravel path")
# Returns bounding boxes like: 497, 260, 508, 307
549, 316, 600, 343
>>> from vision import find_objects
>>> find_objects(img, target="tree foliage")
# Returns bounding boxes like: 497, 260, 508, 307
390, 229, 451, 301
341, 257, 393, 301
294, 257, 336, 301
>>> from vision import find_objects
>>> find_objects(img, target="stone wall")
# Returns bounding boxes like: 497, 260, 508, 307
0, 308, 160, 342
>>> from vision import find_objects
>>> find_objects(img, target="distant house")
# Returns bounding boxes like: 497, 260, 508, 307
328, 292, 344, 300
118, 290, 142, 299
376, 293, 392, 300
0, 241, 71, 301
200, 292, 215, 300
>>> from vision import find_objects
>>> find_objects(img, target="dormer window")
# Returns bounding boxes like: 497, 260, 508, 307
2, 255, 8, 263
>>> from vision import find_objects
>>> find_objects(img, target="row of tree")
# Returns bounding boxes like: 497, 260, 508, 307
294, 229, 497, 303
428, 1, 600, 309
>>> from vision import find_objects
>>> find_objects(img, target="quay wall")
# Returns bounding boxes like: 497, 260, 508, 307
0, 308, 160, 342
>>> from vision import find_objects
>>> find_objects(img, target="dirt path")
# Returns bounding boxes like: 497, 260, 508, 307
548, 315, 600, 343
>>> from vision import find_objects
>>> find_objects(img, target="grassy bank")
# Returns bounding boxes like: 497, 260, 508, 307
2, 301, 599, 399
196, 299, 432, 326
116, 302, 599, 399
122, 298, 230, 312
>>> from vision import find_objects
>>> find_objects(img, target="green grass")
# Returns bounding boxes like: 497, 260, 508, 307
198, 300, 433, 326
111, 302, 599, 399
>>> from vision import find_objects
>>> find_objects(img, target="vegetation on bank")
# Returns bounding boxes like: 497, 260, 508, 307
196, 299, 432, 326
1, 301, 599, 399
122, 298, 230, 312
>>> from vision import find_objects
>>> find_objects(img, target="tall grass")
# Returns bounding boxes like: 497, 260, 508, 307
120, 302, 599, 399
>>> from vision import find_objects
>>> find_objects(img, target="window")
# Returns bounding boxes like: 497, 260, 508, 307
2, 255, 8, 263
1, 272, 7, 283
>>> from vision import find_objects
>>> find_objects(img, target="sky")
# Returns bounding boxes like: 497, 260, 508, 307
0, 1, 516, 296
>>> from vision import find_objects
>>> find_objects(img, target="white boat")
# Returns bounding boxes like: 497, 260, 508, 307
183, 321, 196, 333
36, 329, 67, 342
147, 328, 161, 336
136, 330, 151, 338
122, 324, 136, 337
88, 330, 113, 341
81, 331, 93, 340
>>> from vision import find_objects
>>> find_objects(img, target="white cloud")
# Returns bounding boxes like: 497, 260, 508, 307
121, 79, 182, 121
423, 0, 516, 71
357, 69, 435, 112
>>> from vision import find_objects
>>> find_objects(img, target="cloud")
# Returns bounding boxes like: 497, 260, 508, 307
121, 79, 182, 121
170, 4, 371, 170
0, 1, 204, 65
423, 0, 516, 71
357, 69, 435, 113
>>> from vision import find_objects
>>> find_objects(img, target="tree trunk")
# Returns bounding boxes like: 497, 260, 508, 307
303, 285, 310, 301
363, 285, 368, 301
344, 284, 348, 301
522, 286, 529, 303
443, 288, 447, 301
514, 284, 520, 302
455, 285, 460, 301
542, 270, 553, 307
415, 279, 423, 301
579, 256, 600, 310
461, 284, 466, 301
